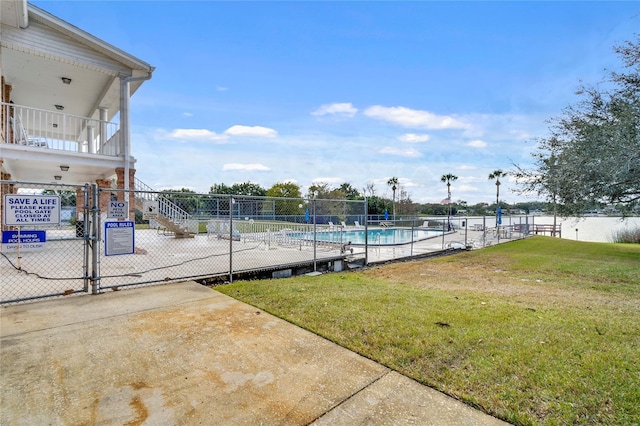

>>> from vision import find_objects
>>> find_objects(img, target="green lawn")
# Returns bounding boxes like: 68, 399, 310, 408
217, 237, 640, 425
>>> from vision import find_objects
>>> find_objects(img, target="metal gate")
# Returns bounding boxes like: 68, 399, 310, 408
1, 181, 92, 304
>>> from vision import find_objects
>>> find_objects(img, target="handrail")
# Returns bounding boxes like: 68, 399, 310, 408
1, 102, 120, 156
134, 178, 195, 233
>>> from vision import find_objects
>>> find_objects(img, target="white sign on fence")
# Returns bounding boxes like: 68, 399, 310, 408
107, 201, 128, 219
104, 221, 135, 256
3, 194, 61, 225
142, 200, 158, 220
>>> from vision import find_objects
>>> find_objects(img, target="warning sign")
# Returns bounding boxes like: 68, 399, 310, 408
3, 194, 61, 225
107, 201, 129, 219
142, 200, 159, 220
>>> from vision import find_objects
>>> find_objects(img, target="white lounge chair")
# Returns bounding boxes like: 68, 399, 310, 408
354, 221, 363, 229
11, 114, 48, 147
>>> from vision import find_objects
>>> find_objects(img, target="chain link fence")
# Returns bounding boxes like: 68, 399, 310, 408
2, 180, 541, 305
1, 181, 89, 304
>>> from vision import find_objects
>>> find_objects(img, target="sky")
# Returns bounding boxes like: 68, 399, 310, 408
32, 1, 640, 204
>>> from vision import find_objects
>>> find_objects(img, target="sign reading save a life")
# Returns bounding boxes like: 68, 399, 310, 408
3, 194, 61, 225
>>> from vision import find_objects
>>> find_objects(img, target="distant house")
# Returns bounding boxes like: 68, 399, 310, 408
1, 0, 154, 223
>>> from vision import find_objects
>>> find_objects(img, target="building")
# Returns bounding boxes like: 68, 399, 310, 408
1, 0, 154, 225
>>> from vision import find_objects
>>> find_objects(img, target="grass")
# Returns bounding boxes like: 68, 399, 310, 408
217, 236, 640, 425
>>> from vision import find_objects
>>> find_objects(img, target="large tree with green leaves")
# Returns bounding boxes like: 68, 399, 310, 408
266, 182, 303, 216
516, 36, 640, 215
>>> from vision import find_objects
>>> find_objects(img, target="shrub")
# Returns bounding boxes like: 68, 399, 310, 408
610, 226, 640, 243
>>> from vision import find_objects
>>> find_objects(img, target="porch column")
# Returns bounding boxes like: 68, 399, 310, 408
115, 167, 136, 220
119, 76, 131, 206
96, 178, 113, 220
99, 107, 107, 153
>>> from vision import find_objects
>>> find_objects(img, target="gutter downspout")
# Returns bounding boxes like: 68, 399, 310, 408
18, 0, 29, 28
119, 73, 151, 215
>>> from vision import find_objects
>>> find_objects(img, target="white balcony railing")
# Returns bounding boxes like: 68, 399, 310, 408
1, 102, 121, 157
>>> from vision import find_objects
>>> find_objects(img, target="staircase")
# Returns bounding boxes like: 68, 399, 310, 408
134, 178, 197, 238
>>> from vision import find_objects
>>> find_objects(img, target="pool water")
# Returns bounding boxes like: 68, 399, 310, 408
289, 227, 442, 246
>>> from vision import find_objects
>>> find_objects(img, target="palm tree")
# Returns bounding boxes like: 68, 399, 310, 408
387, 177, 399, 220
488, 170, 506, 227
440, 174, 458, 230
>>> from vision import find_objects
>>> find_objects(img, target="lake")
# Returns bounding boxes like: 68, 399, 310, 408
517, 215, 639, 243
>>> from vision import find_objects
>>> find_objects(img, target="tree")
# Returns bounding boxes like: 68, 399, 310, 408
387, 177, 399, 219
159, 188, 199, 214
210, 182, 266, 196
266, 182, 302, 216
516, 36, 640, 216
440, 174, 458, 229
488, 170, 506, 207
339, 183, 361, 200
43, 189, 76, 207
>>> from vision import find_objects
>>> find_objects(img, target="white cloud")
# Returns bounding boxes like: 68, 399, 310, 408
311, 102, 358, 117
182, 112, 193, 117
398, 133, 430, 143
457, 164, 477, 170
224, 125, 278, 138
167, 128, 228, 142
364, 105, 468, 130
458, 184, 479, 192
379, 146, 422, 157
216, 86, 228, 91
222, 163, 271, 171
466, 139, 488, 148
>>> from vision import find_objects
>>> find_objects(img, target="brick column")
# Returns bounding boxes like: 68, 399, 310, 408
1, 162, 16, 232
115, 167, 136, 220
95, 179, 113, 218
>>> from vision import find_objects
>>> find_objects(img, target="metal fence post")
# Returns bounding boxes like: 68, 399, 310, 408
313, 198, 317, 272
90, 183, 100, 294
82, 183, 90, 292
229, 195, 233, 283
364, 197, 368, 265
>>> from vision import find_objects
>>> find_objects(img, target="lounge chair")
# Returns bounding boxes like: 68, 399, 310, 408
354, 221, 363, 229
11, 114, 48, 147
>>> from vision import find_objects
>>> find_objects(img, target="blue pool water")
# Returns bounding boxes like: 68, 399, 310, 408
289, 227, 442, 246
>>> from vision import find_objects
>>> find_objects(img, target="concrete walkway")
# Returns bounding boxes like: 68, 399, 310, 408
1, 281, 510, 425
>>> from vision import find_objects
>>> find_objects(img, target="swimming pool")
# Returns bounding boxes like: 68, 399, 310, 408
289, 227, 443, 246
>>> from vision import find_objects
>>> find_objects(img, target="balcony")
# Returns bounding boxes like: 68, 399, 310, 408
1, 102, 121, 157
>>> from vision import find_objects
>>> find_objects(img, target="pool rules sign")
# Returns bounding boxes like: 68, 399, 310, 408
105, 221, 135, 256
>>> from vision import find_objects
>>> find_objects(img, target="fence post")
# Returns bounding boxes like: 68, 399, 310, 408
82, 183, 90, 292
90, 183, 100, 294
313, 198, 317, 272
364, 197, 368, 265
229, 196, 234, 283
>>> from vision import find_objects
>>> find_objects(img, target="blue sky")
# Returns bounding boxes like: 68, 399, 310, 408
34, 1, 639, 204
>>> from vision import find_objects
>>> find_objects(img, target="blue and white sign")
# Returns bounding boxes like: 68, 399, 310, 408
1, 230, 46, 252
104, 221, 135, 256
3, 194, 61, 225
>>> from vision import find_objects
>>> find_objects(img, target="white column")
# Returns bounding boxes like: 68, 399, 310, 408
99, 107, 107, 154
119, 75, 131, 199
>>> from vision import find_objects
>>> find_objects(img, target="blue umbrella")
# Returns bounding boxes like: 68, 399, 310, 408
384, 209, 389, 220
305, 208, 309, 223
497, 206, 502, 225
